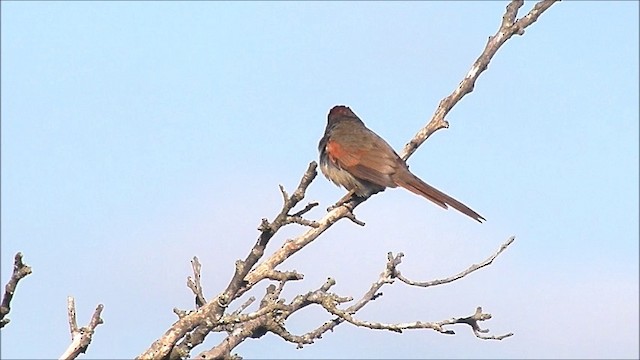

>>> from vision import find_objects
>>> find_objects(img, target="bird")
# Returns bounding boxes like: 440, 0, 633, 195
318, 105, 485, 223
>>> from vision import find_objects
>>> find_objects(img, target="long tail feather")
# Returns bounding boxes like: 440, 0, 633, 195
395, 173, 485, 223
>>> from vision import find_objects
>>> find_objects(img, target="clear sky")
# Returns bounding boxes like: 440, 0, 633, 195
1, 1, 638, 359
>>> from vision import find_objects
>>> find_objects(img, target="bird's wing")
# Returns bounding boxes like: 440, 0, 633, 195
325, 133, 400, 188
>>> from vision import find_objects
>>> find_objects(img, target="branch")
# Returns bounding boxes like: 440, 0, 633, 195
278, 238, 514, 347
0, 252, 33, 328
320, 300, 512, 340
394, 236, 516, 287
138, 163, 318, 359
400, 0, 559, 160
59, 297, 104, 360
195, 285, 289, 359
187, 257, 206, 308
274, 262, 397, 348
188, 232, 513, 357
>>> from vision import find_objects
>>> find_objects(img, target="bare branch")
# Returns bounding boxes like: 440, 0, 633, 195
343, 208, 366, 227
187, 232, 513, 357
287, 262, 512, 342
456, 307, 514, 340
187, 256, 206, 308
262, 269, 304, 283
139, 164, 319, 359
231, 296, 256, 316
66, 297, 79, 335
320, 299, 512, 340
400, 0, 560, 160
262, 163, 321, 235
0, 252, 33, 328
395, 236, 516, 287
278, 236, 514, 348
195, 286, 286, 359
284, 215, 320, 228
290, 202, 319, 217
59, 297, 104, 360
243, 196, 365, 288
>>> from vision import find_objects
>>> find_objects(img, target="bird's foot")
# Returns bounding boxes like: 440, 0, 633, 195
327, 190, 357, 212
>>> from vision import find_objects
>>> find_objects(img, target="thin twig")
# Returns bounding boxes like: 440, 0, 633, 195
291, 202, 319, 217
187, 256, 206, 308
0, 252, 33, 328
320, 299, 512, 340
395, 236, 516, 287
231, 296, 256, 316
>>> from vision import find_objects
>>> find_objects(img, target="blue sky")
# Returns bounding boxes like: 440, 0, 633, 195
1, 1, 638, 359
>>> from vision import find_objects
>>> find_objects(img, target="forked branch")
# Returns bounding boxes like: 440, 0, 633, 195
59, 297, 104, 360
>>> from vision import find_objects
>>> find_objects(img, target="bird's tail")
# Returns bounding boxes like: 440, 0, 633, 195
395, 172, 485, 223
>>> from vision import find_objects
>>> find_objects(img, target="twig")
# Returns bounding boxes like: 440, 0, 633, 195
0, 252, 33, 328
242, 195, 365, 288
231, 296, 256, 316
59, 297, 104, 360
284, 215, 320, 228
187, 256, 206, 308
457, 307, 514, 340
290, 202, 319, 217
262, 269, 304, 283
394, 236, 516, 287
320, 299, 512, 340
287, 253, 397, 347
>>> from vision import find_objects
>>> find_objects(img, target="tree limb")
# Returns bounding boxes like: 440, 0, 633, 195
400, 0, 559, 160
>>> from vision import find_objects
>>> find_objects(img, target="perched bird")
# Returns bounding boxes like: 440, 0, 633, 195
318, 105, 485, 222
